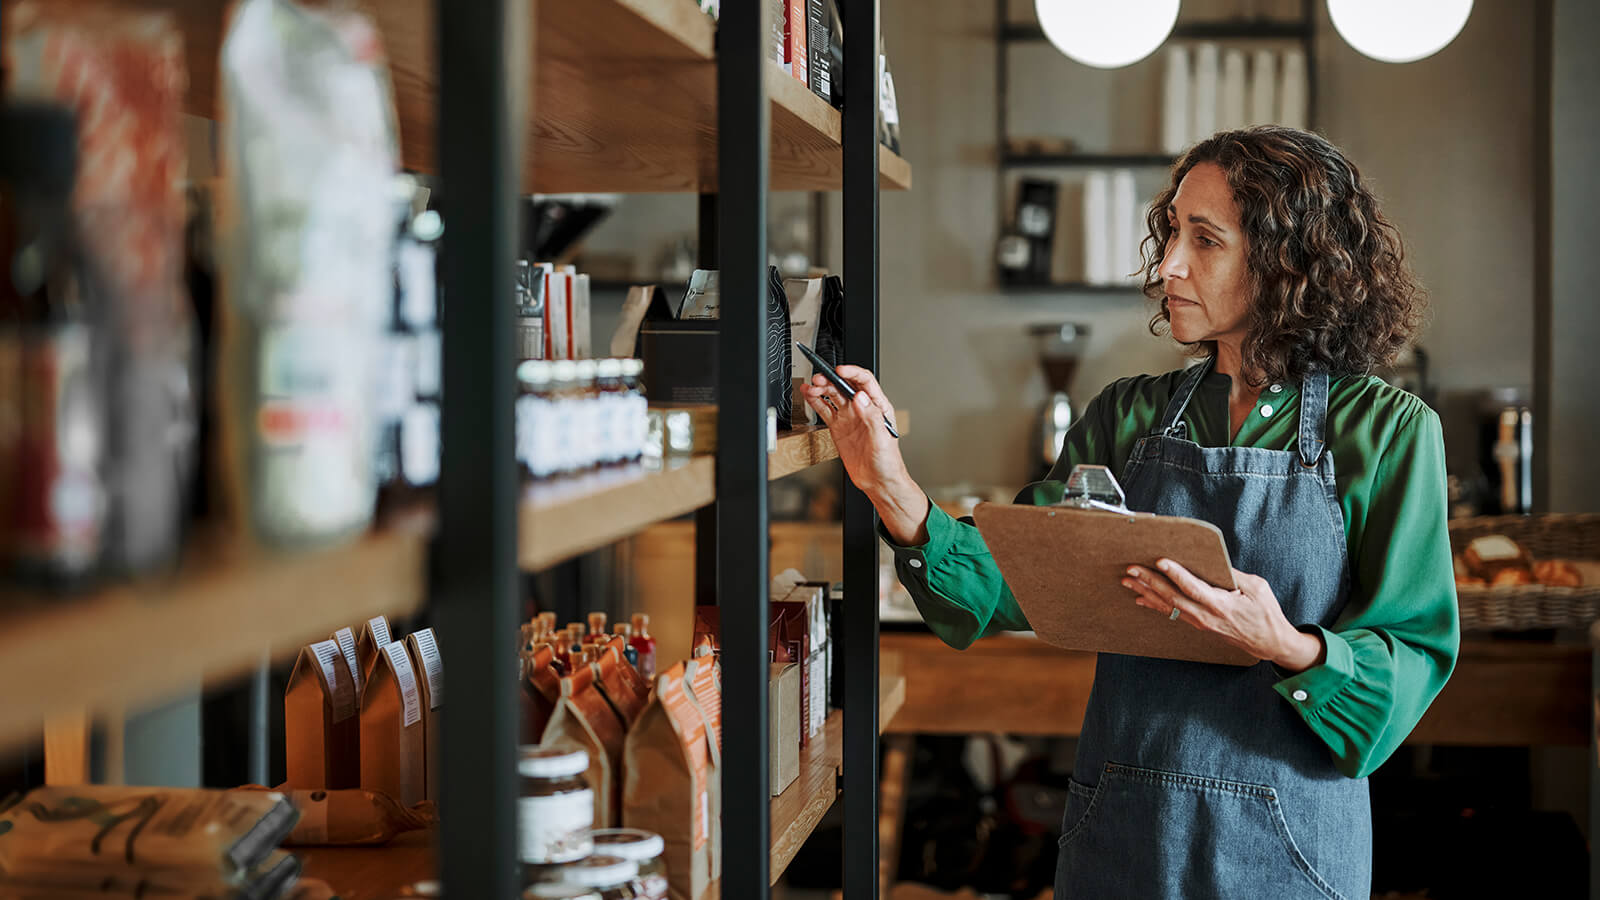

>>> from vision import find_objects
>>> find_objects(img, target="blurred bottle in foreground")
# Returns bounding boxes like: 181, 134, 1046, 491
218, 0, 399, 547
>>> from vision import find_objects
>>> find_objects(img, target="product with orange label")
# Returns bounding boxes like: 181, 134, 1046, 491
682, 656, 723, 884
543, 663, 627, 827
590, 648, 648, 727
630, 613, 658, 677
604, 636, 652, 704
284, 639, 360, 789
623, 662, 714, 900
360, 641, 426, 807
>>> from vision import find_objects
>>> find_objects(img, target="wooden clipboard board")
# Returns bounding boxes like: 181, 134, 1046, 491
972, 502, 1258, 666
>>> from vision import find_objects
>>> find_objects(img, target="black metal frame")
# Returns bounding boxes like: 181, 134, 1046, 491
430, 0, 886, 895
435, 1, 526, 898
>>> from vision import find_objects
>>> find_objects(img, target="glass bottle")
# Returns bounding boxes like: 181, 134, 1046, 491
629, 614, 657, 678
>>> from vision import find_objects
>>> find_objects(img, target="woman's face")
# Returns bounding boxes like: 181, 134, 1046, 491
1158, 162, 1252, 348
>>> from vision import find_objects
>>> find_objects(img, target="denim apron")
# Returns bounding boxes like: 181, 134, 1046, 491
1054, 361, 1371, 899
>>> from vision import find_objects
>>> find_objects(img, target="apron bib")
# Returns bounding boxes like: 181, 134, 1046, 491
1054, 361, 1371, 900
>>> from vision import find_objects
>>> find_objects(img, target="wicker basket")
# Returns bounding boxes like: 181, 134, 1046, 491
1448, 514, 1600, 630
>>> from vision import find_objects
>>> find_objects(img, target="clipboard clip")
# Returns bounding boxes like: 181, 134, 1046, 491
1056, 464, 1133, 514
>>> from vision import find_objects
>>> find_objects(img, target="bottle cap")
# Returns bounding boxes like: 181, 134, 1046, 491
517, 746, 588, 778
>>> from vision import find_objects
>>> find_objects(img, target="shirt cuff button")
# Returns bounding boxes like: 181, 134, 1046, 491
908, 558, 924, 569
1291, 689, 1309, 702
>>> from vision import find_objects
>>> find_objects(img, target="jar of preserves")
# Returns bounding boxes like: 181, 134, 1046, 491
527, 856, 639, 900
589, 829, 667, 900
517, 746, 593, 866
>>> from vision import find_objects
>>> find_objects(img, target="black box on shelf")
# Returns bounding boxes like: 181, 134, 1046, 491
806, 0, 831, 102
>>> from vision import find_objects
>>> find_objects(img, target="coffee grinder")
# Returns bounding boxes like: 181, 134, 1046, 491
1030, 322, 1089, 481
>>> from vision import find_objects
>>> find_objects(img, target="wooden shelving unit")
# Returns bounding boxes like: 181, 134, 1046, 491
298, 673, 908, 899
49, 0, 911, 192
520, 415, 902, 570
0, 518, 431, 750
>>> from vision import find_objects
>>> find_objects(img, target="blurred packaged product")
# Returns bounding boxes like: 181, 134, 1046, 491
630, 613, 657, 678
0, 103, 105, 590
7, 3, 199, 579
1160, 46, 1191, 154
516, 259, 546, 361
590, 829, 669, 900
377, 177, 443, 513
518, 358, 647, 480
217, 0, 398, 547
518, 746, 594, 867
528, 856, 640, 900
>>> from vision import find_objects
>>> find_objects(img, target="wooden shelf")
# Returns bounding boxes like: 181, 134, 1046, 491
521, 414, 903, 571
61, 0, 911, 192
769, 673, 906, 884
0, 518, 431, 751
298, 674, 907, 898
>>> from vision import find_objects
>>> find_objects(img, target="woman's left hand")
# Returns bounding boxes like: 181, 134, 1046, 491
1123, 560, 1326, 672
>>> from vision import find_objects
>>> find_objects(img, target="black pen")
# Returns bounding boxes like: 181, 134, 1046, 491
795, 341, 899, 439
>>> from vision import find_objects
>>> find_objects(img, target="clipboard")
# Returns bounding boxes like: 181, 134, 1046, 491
972, 498, 1258, 667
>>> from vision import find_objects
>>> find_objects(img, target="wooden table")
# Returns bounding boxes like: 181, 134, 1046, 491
881, 632, 1591, 746
297, 831, 436, 900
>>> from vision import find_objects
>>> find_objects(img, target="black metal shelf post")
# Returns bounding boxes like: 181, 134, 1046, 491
435, 0, 526, 897
842, 0, 882, 896
716, 0, 772, 895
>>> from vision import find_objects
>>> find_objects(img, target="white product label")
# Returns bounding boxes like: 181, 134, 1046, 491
411, 629, 444, 709
333, 627, 363, 697
376, 335, 416, 419
879, 56, 900, 125
518, 790, 594, 863
397, 241, 438, 329
312, 640, 356, 722
700, 790, 711, 843
384, 641, 423, 728
413, 330, 442, 398
368, 617, 392, 649
401, 404, 440, 486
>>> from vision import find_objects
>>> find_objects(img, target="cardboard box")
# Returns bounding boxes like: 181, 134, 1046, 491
405, 629, 443, 803
769, 663, 800, 795
359, 641, 426, 807
284, 639, 360, 789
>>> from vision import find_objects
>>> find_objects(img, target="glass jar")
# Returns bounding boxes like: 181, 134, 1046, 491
517, 746, 593, 865
571, 358, 600, 472
528, 856, 640, 900
516, 360, 556, 480
522, 884, 601, 900
589, 829, 667, 900
593, 358, 625, 466
620, 358, 647, 463
548, 360, 581, 476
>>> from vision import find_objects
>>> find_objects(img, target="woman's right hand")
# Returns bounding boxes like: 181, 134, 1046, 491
801, 366, 930, 546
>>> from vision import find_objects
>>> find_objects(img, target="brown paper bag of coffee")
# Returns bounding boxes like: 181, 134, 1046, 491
285, 639, 360, 789
405, 628, 443, 803
590, 647, 647, 727
359, 641, 426, 807
330, 626, 365, 703
623, 662, 712, 900
542, 663, 626, 827
683, 657, 723, 883
355, 616, 394, 686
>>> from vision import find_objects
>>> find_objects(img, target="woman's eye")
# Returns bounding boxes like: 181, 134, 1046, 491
1196, 235, 1218, 248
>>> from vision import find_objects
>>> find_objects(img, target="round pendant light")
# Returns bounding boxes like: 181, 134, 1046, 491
1034, 0, 1181, 69
1327, 0, 1473, 64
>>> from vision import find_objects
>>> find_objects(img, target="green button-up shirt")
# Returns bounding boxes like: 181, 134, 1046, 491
883, 367, 1459, 779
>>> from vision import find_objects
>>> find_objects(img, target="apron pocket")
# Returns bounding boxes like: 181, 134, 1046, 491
1057, 776, 1102, 849
1057, 762, 1346, 900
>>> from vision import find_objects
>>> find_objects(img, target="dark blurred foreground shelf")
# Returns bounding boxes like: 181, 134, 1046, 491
0, 513, 431, 751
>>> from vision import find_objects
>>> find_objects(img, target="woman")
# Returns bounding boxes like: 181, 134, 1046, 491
804, 126, 1458, 899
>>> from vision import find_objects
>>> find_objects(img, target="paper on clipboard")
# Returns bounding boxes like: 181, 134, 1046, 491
972, 501, 1258, 666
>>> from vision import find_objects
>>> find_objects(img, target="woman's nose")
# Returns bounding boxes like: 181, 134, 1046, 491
1158, 241, 1187, 281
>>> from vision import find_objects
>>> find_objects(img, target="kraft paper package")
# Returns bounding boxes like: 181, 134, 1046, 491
683, 656, 724, 884
524, 644, 561, 740
543, 663, 627, 827
783, 275, 826, 425
604, 635, 652, 704
0, 849, 301, 900
590, 646, 648, 727
360, 640, 426, 807
0, 786, 297, 884
284, 638, 360, 789
623, 662, 715, 900
405, 628, 444, 802
355, 615, 394, 686
329, 626, 365, 703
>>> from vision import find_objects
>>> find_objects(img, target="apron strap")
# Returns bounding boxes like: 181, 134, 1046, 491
1156, 358, 1213, 436
1298, 369, 1330, 467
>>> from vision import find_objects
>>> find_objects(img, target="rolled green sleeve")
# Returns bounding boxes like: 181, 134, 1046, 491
879, 503, 1030, 649
1270, 405, 1460, 778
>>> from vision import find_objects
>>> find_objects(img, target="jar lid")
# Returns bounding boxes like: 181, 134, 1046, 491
623, 358, 645, 376
573, 359, 598, 379
551, 360, 579, 382
517, 360, 551, 385
589, 827, 665, 860
522, 885, 601, 900
596, 358, 624, 378
561, 855, 640, 888
518, 746, 589, 778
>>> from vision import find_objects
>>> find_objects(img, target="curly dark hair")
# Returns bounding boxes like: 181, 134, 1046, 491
1141, 126, 1424, 387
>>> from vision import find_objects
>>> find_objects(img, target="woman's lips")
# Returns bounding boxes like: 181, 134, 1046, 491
1168, 296, 1198, 308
